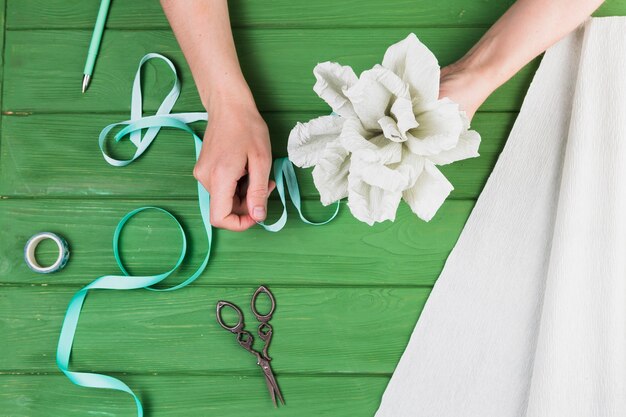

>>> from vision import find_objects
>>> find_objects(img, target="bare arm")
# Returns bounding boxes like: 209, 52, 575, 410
161, 0, 274, 231
440, 0, 605, 119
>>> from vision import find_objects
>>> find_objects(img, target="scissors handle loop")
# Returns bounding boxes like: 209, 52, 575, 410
251, 285, 276, 322
216, 301, 244, 333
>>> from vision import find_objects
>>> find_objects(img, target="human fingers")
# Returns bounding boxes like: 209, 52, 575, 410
200, 163, 256, 231
245, 150, 272, 222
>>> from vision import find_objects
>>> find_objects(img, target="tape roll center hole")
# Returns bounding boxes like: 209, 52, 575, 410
32, 237, 62, 268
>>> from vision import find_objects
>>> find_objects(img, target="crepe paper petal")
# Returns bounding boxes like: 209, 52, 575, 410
288, 115, 345, 168
427, 129, 481, 165
402, 160, 454, 222
351, 156, 411, 193
339, 119, 403, 164
367, 135, 403, 164
312, 140, 351, 205
344, 65, 412, 131
382, 33, 440, 104
404, 98, 465, 156
414, 97, 464, 139
313, 62, 359, 118
339, 117, 380, 154
389, 95, 419, 136
459, 109, 472, 131
392, 150, 426, 190
377, 106, 419, 144
347, 171, 403, 225
378, 115, 405, 142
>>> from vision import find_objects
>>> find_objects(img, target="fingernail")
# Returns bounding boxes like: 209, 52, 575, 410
253, 206, 266, 220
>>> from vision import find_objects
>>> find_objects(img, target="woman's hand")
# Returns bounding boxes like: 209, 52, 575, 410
161, 0, 277, 231
439, 63, 491, 122
438, 0, 605, 122
194, 100, 276, 231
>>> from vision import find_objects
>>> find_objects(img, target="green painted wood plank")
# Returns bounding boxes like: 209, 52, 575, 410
1, 286, 427, 374
0, 0, 6, 170
7, 0, 516, 29
0, 374, 389, 416
0, 198, 472, 286
7, 0, 626, 30
2, 28, 538, 113
0, 112, 513, 199
8, 0, 513, 29
0, 0, 5, 86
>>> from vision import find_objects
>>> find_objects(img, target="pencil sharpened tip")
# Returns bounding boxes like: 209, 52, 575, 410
82, 74, 91, 93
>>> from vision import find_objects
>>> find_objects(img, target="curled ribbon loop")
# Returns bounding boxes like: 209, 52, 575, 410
56, 53, 340, 416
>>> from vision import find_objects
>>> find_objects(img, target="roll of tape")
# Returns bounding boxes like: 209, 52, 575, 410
24, 232, 70, 273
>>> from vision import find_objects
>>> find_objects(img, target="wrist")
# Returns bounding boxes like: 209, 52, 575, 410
452, 34, 520, 93
200, 74, 257, 113
206, 93, 260, 121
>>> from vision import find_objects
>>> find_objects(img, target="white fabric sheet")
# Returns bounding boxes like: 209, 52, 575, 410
374, 17, 626, 417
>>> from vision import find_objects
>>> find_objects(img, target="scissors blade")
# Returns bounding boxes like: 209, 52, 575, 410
258, 358, 285, 406
262, 370, 279, 407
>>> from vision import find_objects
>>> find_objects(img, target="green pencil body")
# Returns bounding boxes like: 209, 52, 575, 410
82, 0, 112, 93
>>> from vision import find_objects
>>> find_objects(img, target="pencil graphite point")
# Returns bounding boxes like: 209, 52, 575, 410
82, 74, 91, 94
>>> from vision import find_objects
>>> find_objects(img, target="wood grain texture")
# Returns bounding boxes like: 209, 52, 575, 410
9, 1, 626, 416
1, 286, 428, 373
0, 374, 389, 417
6, 0, 516, 29
0, 0, 4, 96
2, 29, 539, 113
0, 198, 473, 286
0, 0, 5, 163
6, 0, 625, 29
0, 112, 514, 199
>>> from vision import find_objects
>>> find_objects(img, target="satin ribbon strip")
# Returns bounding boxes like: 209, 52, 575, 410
258, 157, 340, 232
56, 53, 340, 416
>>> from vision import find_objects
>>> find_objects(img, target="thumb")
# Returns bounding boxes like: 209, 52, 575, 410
246, 155, 271, 222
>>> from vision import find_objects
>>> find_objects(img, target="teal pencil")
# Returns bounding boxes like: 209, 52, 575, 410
82, 0, 112, 93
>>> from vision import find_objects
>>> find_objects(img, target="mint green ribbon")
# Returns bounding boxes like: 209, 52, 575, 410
56, 53, 339, 416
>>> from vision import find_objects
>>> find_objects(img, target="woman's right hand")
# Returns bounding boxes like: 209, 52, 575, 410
161, 0, 277, 231
194, 100, 275, 232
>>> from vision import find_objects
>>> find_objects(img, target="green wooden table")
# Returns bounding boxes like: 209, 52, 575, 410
1, 1, 623, 416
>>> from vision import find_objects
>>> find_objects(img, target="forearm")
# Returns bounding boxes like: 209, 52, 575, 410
160, 0, 255, 112
455, 0, 604, 94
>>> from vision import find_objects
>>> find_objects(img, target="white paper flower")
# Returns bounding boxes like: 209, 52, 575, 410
288, 33, 481, 225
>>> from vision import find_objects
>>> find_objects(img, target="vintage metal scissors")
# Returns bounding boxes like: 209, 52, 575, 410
216, 285, 285, 407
